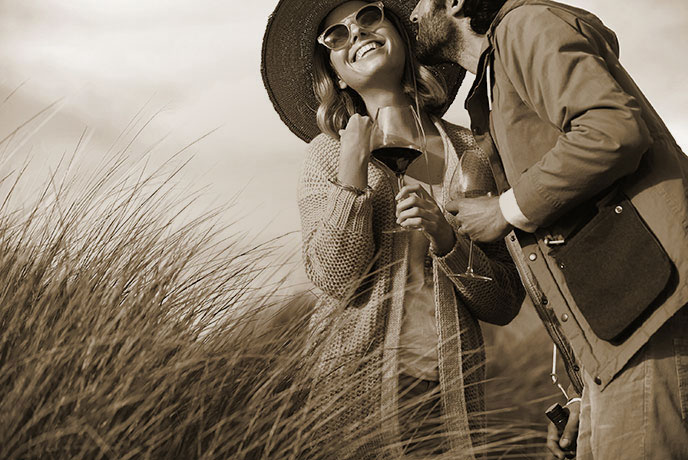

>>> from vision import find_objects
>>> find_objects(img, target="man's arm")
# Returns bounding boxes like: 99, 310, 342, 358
494, 6, 651, 227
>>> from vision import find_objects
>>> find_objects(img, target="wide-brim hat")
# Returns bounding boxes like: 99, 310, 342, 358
261, 0, 466, 143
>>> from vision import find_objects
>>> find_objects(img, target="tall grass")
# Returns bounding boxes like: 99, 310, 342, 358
0, 105, 563, 459
0, 110, 321, 458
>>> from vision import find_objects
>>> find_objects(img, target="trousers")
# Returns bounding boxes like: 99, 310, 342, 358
576, 307, 688, 459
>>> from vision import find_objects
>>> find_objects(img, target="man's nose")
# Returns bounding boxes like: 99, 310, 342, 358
410, 5, 420, 23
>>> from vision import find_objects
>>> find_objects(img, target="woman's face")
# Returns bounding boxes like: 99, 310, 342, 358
322, 1, 406, 93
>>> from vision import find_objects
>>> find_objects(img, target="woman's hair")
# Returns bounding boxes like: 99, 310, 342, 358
312, 8, 448, 139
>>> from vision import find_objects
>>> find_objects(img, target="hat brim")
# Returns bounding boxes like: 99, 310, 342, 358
261, 0, 465, 143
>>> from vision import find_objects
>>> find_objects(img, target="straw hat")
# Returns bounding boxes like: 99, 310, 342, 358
261, 0, 465, 143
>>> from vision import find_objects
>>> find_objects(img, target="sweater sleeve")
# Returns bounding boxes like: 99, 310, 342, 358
297, 134, 376, 300
433, 213, 524, 325
494, 6, 650, 226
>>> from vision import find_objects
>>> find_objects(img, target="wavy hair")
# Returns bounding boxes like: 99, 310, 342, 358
312, 7, 448, 139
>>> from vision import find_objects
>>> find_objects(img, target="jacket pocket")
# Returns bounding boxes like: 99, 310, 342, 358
676, 338, 688, 422
550, 189, 672, 342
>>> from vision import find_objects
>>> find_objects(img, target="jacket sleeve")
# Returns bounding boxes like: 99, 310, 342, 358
494, 6, 651, 227
297, 134, 376, 300
432, 213, 525, 325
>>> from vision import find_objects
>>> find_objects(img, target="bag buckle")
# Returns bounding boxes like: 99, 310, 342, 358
544, 235, 566, 246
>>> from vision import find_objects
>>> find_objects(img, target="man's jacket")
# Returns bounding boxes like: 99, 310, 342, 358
467, 0, 688, 390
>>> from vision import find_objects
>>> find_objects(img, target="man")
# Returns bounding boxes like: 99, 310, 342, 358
409, 0, 688, 458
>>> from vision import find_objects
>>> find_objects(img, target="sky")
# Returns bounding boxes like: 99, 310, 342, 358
1, 0, 686, 287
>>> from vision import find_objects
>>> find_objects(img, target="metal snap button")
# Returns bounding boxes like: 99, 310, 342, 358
561, 313, 569, 322
529, 253, 537, 261
559, 262, 565, 269
573, 364, 580, 372
614, 205, 623, 214
472, 126, 483, 135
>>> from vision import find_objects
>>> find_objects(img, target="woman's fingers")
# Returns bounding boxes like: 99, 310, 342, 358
398, 205, 432, 221
394, 183, 456, 252
396, 183, 431, 201
339, 114, 373, 161
396, 194, 425, 214
397, 208, 439, 233
398, 217, 425, 229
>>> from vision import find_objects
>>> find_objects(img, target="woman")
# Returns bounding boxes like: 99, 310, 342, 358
261, 1, 524, 458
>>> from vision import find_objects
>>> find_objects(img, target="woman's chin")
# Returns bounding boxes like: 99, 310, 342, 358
350, 56, 404, 84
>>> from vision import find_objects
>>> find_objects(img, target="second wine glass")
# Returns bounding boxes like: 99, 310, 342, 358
370, 105, 426, 233
447, 147, 498, 281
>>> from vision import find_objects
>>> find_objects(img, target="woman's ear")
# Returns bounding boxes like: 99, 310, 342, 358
448, 0, 465, 17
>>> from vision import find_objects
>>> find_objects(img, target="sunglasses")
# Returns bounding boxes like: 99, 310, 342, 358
317, 2, 385, 51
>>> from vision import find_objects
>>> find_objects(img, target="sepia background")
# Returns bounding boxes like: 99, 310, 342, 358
1, 0, 686, 288
1, 1, 686, 457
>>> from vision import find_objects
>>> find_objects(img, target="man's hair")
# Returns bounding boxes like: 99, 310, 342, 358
462, 0, 508, 35
312, 8, 447, 139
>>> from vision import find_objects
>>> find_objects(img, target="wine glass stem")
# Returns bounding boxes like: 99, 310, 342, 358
466, 240, 475, 274
396, 174, 404, 193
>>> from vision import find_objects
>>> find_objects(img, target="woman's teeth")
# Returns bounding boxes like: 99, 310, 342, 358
355, 42, 381, 61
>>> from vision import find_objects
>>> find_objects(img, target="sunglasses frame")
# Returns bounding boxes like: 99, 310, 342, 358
317, 1, 385, 51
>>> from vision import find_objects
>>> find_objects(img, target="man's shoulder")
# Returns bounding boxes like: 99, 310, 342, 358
495, 3, 572, 34
493, 0, 606, 38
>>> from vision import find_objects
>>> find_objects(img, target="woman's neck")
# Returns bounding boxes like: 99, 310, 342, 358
359, 86, 410, 120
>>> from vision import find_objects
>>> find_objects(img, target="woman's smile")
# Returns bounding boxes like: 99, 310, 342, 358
352, 40, 384, 62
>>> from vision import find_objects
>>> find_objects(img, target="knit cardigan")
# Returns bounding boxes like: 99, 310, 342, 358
298, 120, 524, 459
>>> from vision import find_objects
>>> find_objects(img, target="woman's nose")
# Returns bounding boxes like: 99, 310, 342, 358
349, 23, 369, 43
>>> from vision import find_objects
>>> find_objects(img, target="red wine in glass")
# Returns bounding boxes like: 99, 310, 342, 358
370, 146, 423, 176
370, 106, 426, 233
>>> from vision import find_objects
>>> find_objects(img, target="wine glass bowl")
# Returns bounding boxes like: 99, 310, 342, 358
447, 148, 498, 281
370, 105, 426, 233
448, 147, 498, 200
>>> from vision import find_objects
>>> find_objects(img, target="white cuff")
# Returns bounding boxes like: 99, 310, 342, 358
499, 189, 538, 233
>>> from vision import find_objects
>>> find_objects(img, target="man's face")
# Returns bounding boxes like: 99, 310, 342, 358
411, 0, 459, 65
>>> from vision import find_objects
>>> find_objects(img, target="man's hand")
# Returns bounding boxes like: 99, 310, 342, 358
445, 195, 511, 242
546, 400, 580, 459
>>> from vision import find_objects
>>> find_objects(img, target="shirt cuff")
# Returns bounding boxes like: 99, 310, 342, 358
499, 189, 538, 233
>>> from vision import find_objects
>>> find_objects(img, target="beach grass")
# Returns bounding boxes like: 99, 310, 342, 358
0, 108, 564, 459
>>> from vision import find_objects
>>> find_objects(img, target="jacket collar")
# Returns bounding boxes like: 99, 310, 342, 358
487, 0, 532, 40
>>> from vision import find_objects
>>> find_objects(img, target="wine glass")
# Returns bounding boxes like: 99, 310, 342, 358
370, 105, 426, 233
447, 148, 498, 281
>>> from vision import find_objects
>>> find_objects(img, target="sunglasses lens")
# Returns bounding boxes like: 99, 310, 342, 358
323, 24, 350, 49
356, 5, 383, 28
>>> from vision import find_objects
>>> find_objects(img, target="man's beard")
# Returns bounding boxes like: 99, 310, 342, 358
415, 18, 460, 66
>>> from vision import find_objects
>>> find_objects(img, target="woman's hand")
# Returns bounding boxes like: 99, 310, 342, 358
337, 114, 373, 190
396, 184, 456, 255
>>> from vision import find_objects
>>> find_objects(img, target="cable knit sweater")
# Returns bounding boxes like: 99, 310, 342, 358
298, 120, 524, 459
